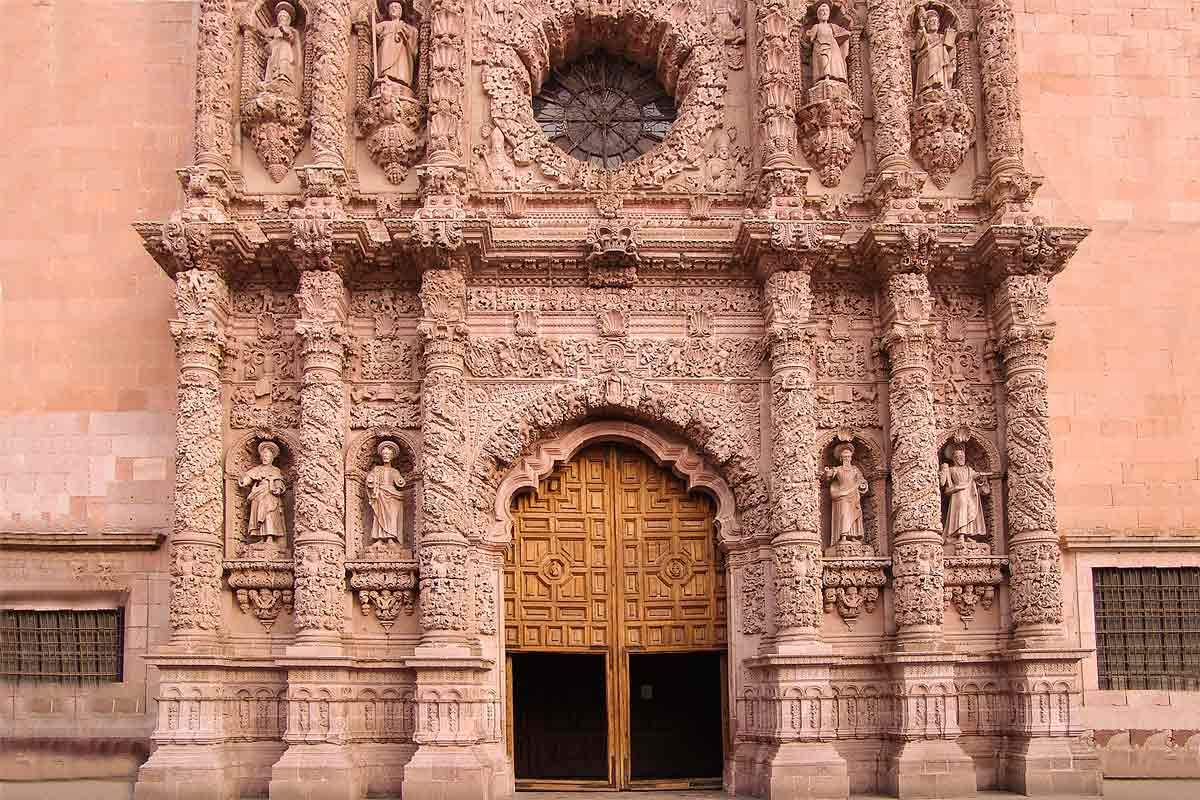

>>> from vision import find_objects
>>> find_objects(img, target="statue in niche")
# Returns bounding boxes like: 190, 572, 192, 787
824, 443, 868, 550
373, 1, 419, 98
803, 2, 850, 84
366, 441, 406, 544
915, 8, 957, 96
939, 444, 992, 553
263, 1, 302, 95
240, 440, 288, 549
479, 122, 516, 186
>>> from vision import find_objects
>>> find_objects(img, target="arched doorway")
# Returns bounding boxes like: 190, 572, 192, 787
504, 443, 728, 789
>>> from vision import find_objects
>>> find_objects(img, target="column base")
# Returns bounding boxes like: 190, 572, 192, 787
1005, 736, 1103, 797
268, 743, 361, 800
883, 738, 977, 800
758, 740, 849, 800
402, 743, 510, 800
133, 744, 236, 800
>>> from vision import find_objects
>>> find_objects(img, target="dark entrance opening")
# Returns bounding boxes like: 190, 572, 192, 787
628, 651, 723, 782
511, 652, 608, 782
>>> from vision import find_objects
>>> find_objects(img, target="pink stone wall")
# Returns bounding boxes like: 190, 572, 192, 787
0, 0, 187, 534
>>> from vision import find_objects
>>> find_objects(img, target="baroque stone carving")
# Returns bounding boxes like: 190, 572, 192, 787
824, 442, 868, 552
366, 440, 407, 546
226, 560, 295, 630
909, 4, 976, 187
939, 439, 994, 556
797, 2, 863, 187
943, 555, 1005, 627
354, 1, 424, 183
822, 557, 888, 627
239, 439, 289, 554
240, 1, 310, 181
347, 559, 418, 630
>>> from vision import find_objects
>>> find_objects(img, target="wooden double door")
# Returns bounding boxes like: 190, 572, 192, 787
504, 444, 727, 789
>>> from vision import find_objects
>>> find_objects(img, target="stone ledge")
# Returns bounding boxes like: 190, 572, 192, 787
0, 529, 166, 550
1062, 529, 1200, 551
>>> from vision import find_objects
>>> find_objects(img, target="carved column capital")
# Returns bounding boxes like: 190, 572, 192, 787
978, 224, 1089, 282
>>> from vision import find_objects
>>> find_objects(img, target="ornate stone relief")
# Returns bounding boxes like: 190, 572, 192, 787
944, 555, 1005, 627
907, 1, 976, 187
795, 1, 864, 187
822, 558, 888, 627
353, 0, 425, 183
938, 428, 999, 556
240, 0, 312, 181
467, 282, 763, 314
476, 0, 727, 193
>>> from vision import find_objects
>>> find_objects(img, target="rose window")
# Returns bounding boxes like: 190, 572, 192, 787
532, 53, 677, 169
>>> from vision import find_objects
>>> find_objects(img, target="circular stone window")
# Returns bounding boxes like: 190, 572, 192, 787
532, 53, 678, 170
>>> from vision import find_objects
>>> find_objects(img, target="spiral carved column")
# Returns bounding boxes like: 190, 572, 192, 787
307, 0, 351, 169
866, 0, 913, 175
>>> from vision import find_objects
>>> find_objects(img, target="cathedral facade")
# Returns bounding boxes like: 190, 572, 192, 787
3, 0, 1193, 798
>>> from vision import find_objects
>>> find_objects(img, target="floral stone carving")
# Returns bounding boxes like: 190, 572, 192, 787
241, 1, 309, 182
226, 559, 295, 630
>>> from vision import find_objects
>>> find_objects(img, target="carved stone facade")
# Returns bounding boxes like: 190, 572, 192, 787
118, 0, 1106, 797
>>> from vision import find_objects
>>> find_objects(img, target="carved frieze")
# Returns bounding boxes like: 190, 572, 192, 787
464, 336, 765, 380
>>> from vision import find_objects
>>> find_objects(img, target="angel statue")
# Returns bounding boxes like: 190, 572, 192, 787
915, 7, 957, 95
940, 444, 993, 553
367, 441, 407, 543
824, 442, 869, 550
240, 440, 288, 547
263, 1, 302, 96
803, 2, 851, 84
373, 1, 419, 97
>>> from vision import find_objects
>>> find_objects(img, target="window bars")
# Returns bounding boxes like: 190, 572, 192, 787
1093, 567, 1200, 691
0, 608, 123, 684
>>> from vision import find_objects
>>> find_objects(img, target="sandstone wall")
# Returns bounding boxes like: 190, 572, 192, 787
0, 0, 190, 781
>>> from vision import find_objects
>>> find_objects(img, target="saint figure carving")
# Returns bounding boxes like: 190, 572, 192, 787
240, 440, 287, 545
264, 1, 302, 95
915, 8, 957, 95
804, 3, 850, 84
374, 1, 419, 97
940, 445, 991, 547
824, 443, 868, 547
367, 441, 406, 543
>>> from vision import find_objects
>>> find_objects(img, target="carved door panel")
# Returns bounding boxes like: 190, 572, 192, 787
505, 443, 725, 789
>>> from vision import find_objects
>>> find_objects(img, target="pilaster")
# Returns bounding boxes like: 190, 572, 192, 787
268, 268, 358, 800
743, 264, 847, 800
134, 268, 235, 800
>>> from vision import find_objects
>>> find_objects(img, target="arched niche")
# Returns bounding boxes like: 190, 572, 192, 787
224, 428, 301, 559
793, 0, 866, 95
817, 428, 886, 556
936, 425, 1003, 555
344, 427, 420, 559
491, 420, 739, 551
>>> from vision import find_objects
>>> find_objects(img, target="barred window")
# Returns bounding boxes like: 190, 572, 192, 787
0, 608, 124, 684
1093, 567, 1200, 691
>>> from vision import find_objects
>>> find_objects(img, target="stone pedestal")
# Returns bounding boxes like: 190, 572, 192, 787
133, 743, 236, 800
269, 743, 361, 800
883, 654, 976, 800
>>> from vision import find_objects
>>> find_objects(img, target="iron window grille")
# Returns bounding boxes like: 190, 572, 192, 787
0, 608, 124, 685
1093, 567, 1200, 691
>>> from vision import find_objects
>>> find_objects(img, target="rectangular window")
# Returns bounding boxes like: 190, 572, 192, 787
1093, 567, 1200, 691
0, 608, 124, 684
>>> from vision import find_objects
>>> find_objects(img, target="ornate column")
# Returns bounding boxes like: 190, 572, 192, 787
402, 264, 505, 800
982, 225, 1100, 795
764, 269, 824, 652
741, 256, 847, 800
866, 226, 976, 799
132, 262, 236, 799
268, 268, 359, 800
308, 0, 351, 169
753, 0, 806, 209
193, 0, 235, 170
978, 0, 1028, 208
166, 268, 230, 648
865, 0, 924, 210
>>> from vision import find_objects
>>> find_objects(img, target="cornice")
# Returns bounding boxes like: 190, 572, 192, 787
0, 528, 166, 550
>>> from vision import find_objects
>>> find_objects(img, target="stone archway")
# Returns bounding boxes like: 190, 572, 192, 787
490, 419, 742, 789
